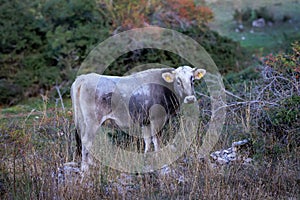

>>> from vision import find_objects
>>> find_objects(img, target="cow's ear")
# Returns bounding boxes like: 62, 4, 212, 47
162, 72, 175, 83
193, 68, 206, 80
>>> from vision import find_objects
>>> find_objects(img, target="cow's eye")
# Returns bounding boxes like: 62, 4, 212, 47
191, 77, 195, 84
177, 79, 182, 86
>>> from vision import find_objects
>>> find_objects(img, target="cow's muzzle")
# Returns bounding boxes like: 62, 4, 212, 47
184, 95, 197, 104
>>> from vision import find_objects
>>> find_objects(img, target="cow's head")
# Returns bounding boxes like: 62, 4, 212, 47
162, 66, 206, 104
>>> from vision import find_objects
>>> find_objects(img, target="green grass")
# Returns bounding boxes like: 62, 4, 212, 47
218, 22, 300, 54
206, 0, 300, 54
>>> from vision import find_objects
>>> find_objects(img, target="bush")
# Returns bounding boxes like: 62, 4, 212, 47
105, 27, 244, 76
233, 6, 275, 25
0, 80, 23, 106
0, 0, 244, 105
103, 0, 213, 31
0, 0, 110, 105
267, 95, 300, 129
181, 27, 245, 74
219, 42, 299, 160
255, 42, 300, 143
225, 65, 260, 85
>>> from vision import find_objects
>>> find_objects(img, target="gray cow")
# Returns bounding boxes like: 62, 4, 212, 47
71, 66, 206, 171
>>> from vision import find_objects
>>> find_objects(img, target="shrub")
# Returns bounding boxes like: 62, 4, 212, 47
267, 95, 300, 129
181, 27, 245, 74
0, 0, 245, 105
255, 42, 300, 143
220, 42, 299, 160
225, 65, 260, 85
0, 0, 110, 105
102, 0, 213, 31
0, 79, 23, 106
105, 27, 245, 76
259, 42, 300, 102
233, 6, 275, 25
153, 0, 213, 29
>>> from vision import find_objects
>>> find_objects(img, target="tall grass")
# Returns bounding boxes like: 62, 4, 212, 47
0, 92, 299, 199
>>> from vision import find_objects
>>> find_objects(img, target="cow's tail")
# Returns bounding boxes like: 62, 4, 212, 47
71, 77, 83, 157
75, 129, 82, 157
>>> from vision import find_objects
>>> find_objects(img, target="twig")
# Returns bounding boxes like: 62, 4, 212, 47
23, 109, 36, 128
214, 100, 279, 113
55, 85, 65, 112
225, 89, 246, 101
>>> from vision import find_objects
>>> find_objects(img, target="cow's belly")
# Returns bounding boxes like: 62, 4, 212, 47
95, 78, 179, 128
129, 83, 179, 125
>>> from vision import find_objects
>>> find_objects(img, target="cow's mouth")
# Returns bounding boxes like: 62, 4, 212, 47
183, 95, 197, 104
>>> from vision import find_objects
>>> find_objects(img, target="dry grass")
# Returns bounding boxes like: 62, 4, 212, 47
1, 63, 299, 199
0, 95, 299, 200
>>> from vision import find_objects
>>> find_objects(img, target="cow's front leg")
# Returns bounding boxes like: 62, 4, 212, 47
152, 135, 159, 151
142, 126, 151, 153
149, 104, 167, 152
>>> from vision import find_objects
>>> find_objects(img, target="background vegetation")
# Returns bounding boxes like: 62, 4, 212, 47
0, 0, 299, 199
0, 0, 243, 105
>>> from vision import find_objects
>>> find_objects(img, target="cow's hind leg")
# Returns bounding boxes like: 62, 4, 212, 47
81, 145, 90, 172
75, 129, 82, 157
81, 123, 99, 168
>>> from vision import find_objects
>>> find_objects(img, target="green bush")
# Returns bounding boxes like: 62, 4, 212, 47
265, 95, 300, 132
233, 6, 275, 25
0, 0, 110, 105
105, 27, 244, 76
0, 0, 246, 105
181, 27, 245, 74
257, 42, 300, 145
0, 80, 23, 106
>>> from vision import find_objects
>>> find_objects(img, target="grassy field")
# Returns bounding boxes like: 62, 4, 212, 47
206, 0, 300, 53
1, 91, 299, 199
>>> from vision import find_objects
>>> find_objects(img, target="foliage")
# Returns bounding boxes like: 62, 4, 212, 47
233, 6, 275, 25
153, 0, 213, 29
256, 42, 300, 138
105, 26, 244, 76
0, 0, 110, 105
0, 80, 23, 105
101, 0, 152, 30
263, 41, 300, 77
0, 0, 240, 106
225, 65, 260, 85
101, 0, 213, 31
266, 95, 300, 129
181, 27, 245, 74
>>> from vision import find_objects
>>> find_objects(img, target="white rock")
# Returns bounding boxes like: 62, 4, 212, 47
217, 157, 229, 165
210, 139, 252, 165
252, 18, 266, 28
